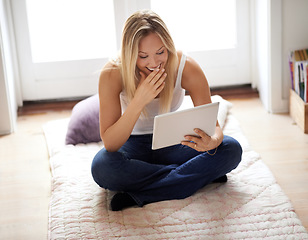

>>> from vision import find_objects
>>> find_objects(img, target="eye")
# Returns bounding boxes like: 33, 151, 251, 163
139, 55, 148, 59
157, 50, 165, 55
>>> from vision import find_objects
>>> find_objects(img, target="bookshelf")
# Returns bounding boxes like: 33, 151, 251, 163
289, 48, 308, 133
290, 89, 308, 133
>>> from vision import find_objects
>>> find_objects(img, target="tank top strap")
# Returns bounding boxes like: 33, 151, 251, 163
175, 53, 187, 88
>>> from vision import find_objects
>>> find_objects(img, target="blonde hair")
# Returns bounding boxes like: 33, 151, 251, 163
117, 9, 178, 114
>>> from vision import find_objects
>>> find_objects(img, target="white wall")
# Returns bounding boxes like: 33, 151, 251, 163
281, 0, 308, 100
0, 0, 21, 134
251, 0, 285, 113
252, 0, 270, 111
252, 0, 308, 113
0, 48, 13, 135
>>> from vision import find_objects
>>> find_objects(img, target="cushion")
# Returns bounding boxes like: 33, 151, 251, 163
65, 94, 232, 145
211, 95, 233, 127
65, 94, 100, 145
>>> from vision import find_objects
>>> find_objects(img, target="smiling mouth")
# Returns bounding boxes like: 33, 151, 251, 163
146, 64, 161, 72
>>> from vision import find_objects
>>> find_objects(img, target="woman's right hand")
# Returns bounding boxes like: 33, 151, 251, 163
134, 68, 167, 107
98, 66, 167, 152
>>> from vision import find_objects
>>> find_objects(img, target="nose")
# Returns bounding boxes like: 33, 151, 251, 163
148, 55, 160, 67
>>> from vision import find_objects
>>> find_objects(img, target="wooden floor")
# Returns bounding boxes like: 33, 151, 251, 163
230, 98, 308, 232
0, 92, 307, 239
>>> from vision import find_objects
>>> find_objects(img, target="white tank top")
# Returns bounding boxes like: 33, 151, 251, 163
120, 53, 187, 135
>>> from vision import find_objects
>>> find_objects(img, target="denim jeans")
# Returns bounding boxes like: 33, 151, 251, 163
91, 135, 242, 206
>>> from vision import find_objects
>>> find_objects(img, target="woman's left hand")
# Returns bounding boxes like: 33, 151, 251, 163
181, 128, 218, 152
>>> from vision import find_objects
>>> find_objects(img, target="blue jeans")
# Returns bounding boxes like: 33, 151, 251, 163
91, 135, 242, 206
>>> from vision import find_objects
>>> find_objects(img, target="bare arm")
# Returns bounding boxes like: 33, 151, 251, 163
180, 56, 223, 151
99, 63, 167, 152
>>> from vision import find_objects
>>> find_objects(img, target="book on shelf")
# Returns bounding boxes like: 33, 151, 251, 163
289, 48, 308, 103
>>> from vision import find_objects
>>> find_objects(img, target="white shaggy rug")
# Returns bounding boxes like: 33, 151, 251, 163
43, 97, 308, 239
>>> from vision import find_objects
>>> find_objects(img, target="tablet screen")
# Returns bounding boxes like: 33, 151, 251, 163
152, 102, 219, 150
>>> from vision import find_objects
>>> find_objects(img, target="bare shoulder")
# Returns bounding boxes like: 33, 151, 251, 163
176, 51, 200, 73
181, 55, 207, 89
176, 50, 183, 61
181, 55, 211, 105
99, 62, 122, 94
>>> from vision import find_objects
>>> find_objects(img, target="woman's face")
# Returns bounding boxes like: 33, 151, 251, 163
136, 32, 168, 76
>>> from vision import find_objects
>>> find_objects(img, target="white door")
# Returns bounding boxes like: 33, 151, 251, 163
151, 0, 250, 87
11, 0, 117, 100
11, 0, 250, 101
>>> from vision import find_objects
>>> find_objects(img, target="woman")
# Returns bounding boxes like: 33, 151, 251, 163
91, 9, 242, 211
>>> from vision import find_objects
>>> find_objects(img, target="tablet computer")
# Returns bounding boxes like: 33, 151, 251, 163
152, 102, 219, 150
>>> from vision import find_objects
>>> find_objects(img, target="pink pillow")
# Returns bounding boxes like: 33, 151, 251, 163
65, 94, 101, 145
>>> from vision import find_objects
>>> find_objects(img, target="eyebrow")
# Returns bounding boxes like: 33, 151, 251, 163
139, 46, 164, 54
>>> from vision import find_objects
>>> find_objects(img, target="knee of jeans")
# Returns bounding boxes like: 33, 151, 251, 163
91, 150, 106, 187
91, 149, 123, 190
223, 136, 243, 166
